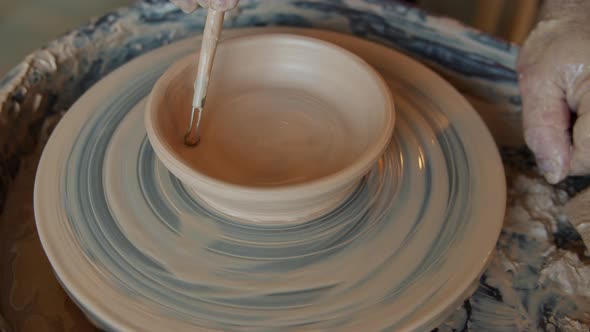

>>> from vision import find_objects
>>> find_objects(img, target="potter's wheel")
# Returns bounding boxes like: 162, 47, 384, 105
33, 28, 506, 331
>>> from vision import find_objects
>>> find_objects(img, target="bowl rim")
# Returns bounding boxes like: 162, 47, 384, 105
145, 32, 395, 197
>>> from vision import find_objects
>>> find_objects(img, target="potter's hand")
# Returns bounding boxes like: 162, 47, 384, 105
171, 0, 239, 13
517, 0, 590, 184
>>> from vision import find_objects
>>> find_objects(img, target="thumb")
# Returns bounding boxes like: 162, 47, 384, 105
172, 0, 200, 13
519, 70, 572, 184
197, 0, 239, 11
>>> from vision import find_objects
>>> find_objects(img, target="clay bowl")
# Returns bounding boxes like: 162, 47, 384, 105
145, 33, 395, 225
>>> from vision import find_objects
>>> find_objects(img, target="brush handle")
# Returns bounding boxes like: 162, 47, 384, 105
192, 8, 225, 108
185, 8, 225, 146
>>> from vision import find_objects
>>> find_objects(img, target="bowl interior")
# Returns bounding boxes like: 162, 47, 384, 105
152, 34, 393, 188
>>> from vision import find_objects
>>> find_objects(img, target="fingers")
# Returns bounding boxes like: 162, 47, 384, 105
171, 0, 239, 13
519, 70, 572, 184
516, 9, 590, 182
196, 0, 239, 11
517, 21, 574, 184
171, 0, 200, 13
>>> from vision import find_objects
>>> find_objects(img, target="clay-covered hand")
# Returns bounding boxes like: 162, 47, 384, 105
170, 0, 239, 13
517, 0, 590, 184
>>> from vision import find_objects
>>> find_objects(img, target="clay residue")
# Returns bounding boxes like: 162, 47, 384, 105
438, 156, 590, 331
0, 141, 97, 332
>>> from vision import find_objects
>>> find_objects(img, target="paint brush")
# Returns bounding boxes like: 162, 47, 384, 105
184, 8, 225, 146
564, 187, 590, 248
